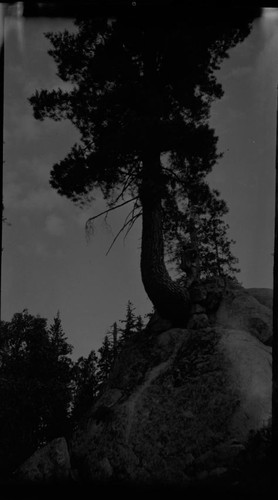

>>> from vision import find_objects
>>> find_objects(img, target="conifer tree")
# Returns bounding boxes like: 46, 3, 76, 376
135, 314, 145, 334
29, 8, 258, 324
71, 350, 99, 424
0, 310, 73, 478
48, 311, 73, 358
198, 205, 240, 280
97, 335, 114, 384
118, 300, 137, 347
110, 321, 119, 359
166, 183, 239, 282
46, 312, 73, 438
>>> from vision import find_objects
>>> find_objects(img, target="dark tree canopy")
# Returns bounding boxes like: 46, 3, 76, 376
71, 349, 99, 425
0, 311, 73, 478
30, 9, 257, 207
30, 8, 259, 321
165, 181, 240, 281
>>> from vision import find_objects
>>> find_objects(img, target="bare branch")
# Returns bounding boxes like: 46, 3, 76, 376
105, 208, 142, 256
104, 174, 136, 224
109, 170, 137, 207
85, 196, 138, 235
123, 197, 140, 226
161, 166, 184, 184
123, 210, 142, 242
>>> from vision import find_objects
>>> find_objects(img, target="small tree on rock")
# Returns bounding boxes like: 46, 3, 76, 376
71, 350, 99, 425
118, 300, 138, 347
166, 182, 240, 283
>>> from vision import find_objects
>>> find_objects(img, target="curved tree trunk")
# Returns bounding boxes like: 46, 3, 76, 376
139, 153, 191, 325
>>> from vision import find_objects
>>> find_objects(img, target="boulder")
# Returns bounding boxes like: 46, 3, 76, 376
213, 286, 272, 345
14, 437, 71, 484
14, 285, 273, 490
70, 323, 271, 486
246, 288, 273, 310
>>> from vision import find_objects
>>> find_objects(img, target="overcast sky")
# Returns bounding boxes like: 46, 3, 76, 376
2, 8, 277, 359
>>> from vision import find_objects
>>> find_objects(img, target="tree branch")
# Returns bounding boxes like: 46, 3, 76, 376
85, 196, 138, 236
106, 170, 137, 210
123, 210, 142, 242
123, 197, 140, 226
161, 165, 184, 185
105, 208, 142, 256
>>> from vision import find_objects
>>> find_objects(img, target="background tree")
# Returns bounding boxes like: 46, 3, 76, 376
135, 314, 144, 334
71, 349, 99, 426
165, 181, 240, 281
29, 8, 258, 324
109, 321, 119, 360
70, 302, 145, 426
0, 310, 73, 479
97, 334, 114, 385
45, 312, 73, 440
118, 300, 138, 347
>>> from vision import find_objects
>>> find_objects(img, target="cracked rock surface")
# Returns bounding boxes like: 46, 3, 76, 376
70, 290, 272, 485
15, 286, 272, 487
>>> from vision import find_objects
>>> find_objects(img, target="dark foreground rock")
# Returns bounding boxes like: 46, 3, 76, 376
12, 286, 273, 492
13, 437, 71, 484
213, 285, 273, 345
70, 325, 271, 485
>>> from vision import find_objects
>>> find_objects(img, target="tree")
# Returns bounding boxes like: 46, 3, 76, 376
0, 310, 73, 478
136, 314, 144, 334
110, 321, 119, 359
166, 183, 240, 282
118, 300, 138, 347
45, 312, 74, 439
29, 8, 258, 323
198, 203, 240, 280
71, 349, 99, 425
97, 334, 114, 385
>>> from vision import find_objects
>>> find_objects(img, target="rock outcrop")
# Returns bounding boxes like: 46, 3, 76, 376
14, 437, 71, 484
14, 284, 273, 491
247, 288, 273, 310
70, 313, 272, 485
213, 284, 272, 345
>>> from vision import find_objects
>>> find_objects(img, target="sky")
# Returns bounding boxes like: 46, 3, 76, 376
1, 7, 278, 359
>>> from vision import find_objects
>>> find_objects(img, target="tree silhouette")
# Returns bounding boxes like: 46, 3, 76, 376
166, 183, 240, 281
29, 8, 258, 323
135, 314, 144, 334
46, 312, 73, 439
0, 310, 73, 478
118, 300, 138, 347
97, 334, 114, 385
71, 349, 99, 425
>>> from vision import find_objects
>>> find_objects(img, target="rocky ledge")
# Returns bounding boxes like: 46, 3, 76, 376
14, 285, 273, 493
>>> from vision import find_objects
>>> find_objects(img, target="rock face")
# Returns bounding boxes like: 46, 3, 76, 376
15, 285, 273, 488
247, 288, 273, 310
213, 284, 272, 345
14, 437, 71, 484
70, 321, 271, 485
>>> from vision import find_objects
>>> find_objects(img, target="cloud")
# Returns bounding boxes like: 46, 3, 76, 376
45, 214, 65, 236
73, 195, 110, 230
5, 100, 65, 144
4, 102, 41, 144
30, 159, 52, 184
18, 240, 49, 258
4, 156, 66, 213
3, 178, 24, 209
5, 183, 64, 212
222, 66, 252, 80
34, 241, 48, 257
